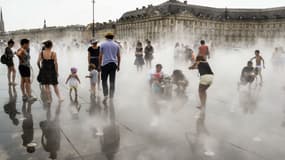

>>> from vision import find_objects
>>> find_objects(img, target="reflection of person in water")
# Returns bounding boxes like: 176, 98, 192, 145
189, 110, 213, 158
40, 103, 61, 160
3, 85, 20, 126
239, 91, 258, 114
69, 95, 81, 120
21, 101, 36, 153
100, 101, 120, 160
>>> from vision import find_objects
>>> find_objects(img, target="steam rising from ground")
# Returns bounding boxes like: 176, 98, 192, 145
4, 35, 285, 159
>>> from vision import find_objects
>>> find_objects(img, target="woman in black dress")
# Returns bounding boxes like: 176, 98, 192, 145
88, 40, 101, 87
134, 41, 145, 72
37, 40, 63, 103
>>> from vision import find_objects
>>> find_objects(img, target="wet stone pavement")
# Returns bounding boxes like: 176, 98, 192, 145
0, 50, 285, 160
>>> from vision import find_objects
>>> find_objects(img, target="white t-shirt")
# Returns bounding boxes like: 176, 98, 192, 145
90, 69, 98, 84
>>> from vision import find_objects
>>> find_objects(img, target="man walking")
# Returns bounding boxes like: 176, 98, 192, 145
99, 33, 121, 103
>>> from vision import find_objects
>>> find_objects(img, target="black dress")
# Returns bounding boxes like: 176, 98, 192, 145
39, 52, 58, 85
88, 46, 100, 70
134, 47, 145, 66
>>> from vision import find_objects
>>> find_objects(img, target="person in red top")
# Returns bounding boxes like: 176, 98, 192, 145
198, 40, 210, 60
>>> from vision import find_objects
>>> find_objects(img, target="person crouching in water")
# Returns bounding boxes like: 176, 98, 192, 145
171, 70, 189, 95
65, 68, 81, 97
238, 61, 256, 90
189, 56, 214, 110
86, 64, 98, 97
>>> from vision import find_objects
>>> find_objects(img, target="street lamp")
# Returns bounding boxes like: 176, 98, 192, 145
92, 0, 95, 38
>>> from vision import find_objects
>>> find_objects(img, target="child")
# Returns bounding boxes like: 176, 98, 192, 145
250, 50, 265, 85
66, 67, 81, 96
86, 64, 98, 96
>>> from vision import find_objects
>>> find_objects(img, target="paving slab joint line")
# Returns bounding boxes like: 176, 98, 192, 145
60, 128, 85, 160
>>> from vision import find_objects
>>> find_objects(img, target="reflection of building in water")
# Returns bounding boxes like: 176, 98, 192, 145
1, 0, 285, 44
239, 90, 259, 114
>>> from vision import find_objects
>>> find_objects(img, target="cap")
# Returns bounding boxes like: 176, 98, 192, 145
105, 32, 114, 37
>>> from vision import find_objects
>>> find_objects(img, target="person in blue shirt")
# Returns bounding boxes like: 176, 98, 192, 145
99, 32, 121, 103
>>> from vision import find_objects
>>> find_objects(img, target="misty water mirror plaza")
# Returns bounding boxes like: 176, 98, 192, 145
0, 0, 285, 159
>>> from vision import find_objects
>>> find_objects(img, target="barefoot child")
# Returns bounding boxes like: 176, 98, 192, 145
250, 50, 265, 85
66, 67, 81, 96
86, 64, 98, 96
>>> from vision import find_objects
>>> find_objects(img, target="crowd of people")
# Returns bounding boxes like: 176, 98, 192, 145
0, 32, 121, 105
1, 34, 273, 113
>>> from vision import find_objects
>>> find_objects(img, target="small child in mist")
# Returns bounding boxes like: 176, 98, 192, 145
86, 64, 98, 96
66, 67, 81, 97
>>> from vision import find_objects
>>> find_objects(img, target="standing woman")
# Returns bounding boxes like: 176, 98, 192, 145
144, 40, 154, 68
88, 40, 100, 88
189, 56, 214, 110
134, 41, 145, 72
37, 40, 63, 103
5, 39, 17, 85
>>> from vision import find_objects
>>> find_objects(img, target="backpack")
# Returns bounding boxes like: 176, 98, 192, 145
1, 54, 8, 65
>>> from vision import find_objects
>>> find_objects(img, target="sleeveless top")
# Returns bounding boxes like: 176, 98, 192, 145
88, 46, 100, 59
19, 49, 31, 67
41, 51, 55, 70
40, 51, 58, 85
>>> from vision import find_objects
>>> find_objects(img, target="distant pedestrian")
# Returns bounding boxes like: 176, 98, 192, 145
17, 39, 37, 102
134, 41, 144, 72
4, 39, 17, 85
144, 40, 154, 68
198, 40, 210, 60
99, 32, 121, 103
37, 40, 63, 103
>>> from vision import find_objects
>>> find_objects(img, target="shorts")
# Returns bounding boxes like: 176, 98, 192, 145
19, 65, 31, 78
200, 74, 214, 86
256, 65, 262, 74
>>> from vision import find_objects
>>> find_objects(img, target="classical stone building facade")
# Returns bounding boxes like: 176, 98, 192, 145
116, 0, 285, 45
1, 0, 285, 46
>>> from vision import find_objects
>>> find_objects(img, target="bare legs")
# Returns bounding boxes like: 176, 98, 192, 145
198, 84, 210, 109
7, 66, 16, 85
20, 77, 32, 97
53, 85, 63, 101
45, 84, 63, 103
136, 65, 143, 72
145, 60, 152, 69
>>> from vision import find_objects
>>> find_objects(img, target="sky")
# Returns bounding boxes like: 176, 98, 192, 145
1, 0, 285, 31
